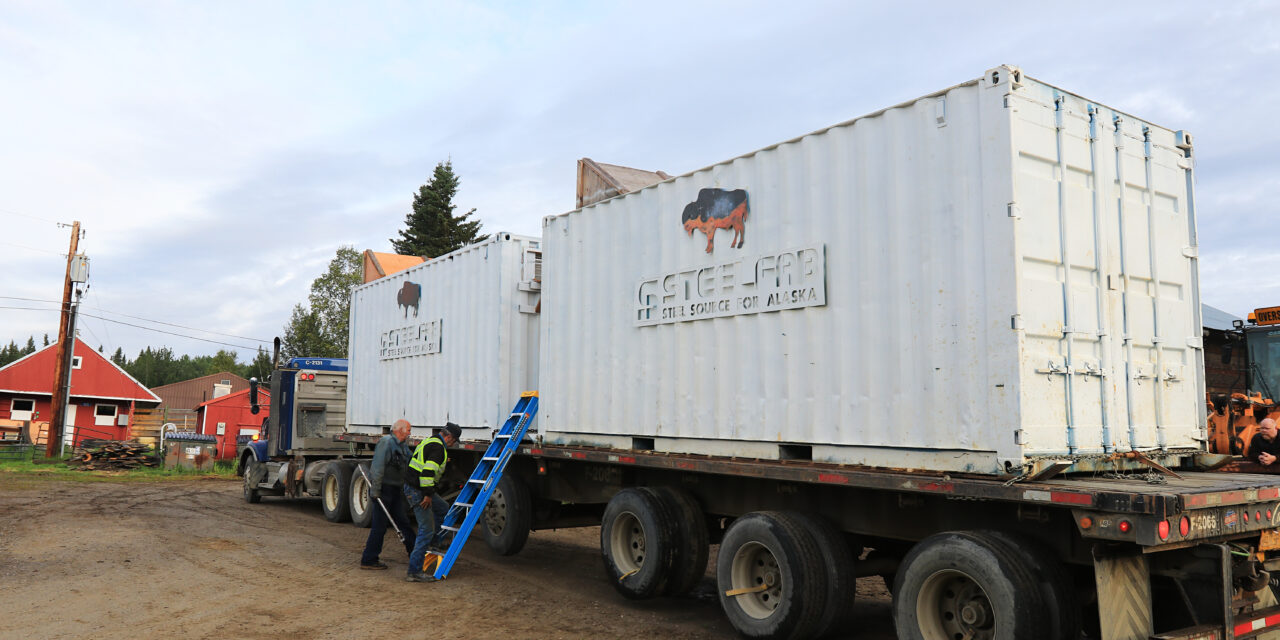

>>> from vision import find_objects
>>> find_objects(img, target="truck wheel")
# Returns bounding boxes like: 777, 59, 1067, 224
980, 531, 1081, 640
600, 487, 679, 599
243, 461, 262, 504
349, 464, 372, 528
482, 474, 532, 556
789, 512, 857, 638
654, 487, 710, 597
717, 512, 827, 640
893, 531, 1048, 640
321, 462, 353, 523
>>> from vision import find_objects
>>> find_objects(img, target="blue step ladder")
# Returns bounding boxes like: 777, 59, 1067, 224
425, 391, 539, 580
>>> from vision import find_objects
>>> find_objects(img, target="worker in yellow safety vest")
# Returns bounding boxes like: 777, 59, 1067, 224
405, 421, 461, 582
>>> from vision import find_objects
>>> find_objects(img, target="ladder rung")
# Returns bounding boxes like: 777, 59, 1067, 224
482, 456, 499, 461
494, 434, 511, 439
468, 478, 486, 484
455, 502, 473, 508
509, 412, 525, 418
442, 525, 460, 532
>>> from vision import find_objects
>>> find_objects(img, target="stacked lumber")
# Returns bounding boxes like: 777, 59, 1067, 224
67, 440, 158, 471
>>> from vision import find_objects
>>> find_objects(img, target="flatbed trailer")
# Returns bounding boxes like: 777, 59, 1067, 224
334, 432, 1280, 640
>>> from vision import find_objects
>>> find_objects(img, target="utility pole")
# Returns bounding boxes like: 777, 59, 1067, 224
46, 221, 81, 458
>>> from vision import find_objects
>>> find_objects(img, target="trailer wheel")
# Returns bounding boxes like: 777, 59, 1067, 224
349, 464, 372, 528
321, 462, 353, 523
653, 487, 710, 597
788, 512, 857, 638
980, 531, 1081, 640
482, 474, 532, 556
600, 487, 679, 599
893, 531, 1048, 640
717, 512, 827, 640
242, 461, 262, 504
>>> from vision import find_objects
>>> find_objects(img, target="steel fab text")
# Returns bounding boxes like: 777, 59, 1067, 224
380, 319, 442, 359
634, 246, 826, 326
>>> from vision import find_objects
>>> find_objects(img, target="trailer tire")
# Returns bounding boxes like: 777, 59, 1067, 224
654, 487, 710, 597
349, 463, 373, 528
243, 461, 262, 504
788, 512, 857, 638
717, 512, 828, 640
893, 531, 1049, 640
321, 462, 353, 523
482, 474, 532, 556
980, 531, 1082, 640
601, 487, 679, 600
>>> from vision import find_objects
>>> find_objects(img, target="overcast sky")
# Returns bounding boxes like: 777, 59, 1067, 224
1, 1, 1277, 363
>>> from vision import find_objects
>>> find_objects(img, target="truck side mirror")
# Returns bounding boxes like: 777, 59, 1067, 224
249, 377, 260, 414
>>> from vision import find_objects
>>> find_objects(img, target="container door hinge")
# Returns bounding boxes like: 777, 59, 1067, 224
935, 98, 947, 128
1011, 314, 1023, 330
1013, 430, 1026, 445
1186, 336, 1203, 350
1007, 203, 1021, 219
1182, 246, 1199, 259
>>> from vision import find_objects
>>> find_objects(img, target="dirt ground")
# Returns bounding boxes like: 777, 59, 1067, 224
0, 476, 896, 639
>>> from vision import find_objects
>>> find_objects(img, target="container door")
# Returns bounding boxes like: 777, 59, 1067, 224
1013, 83, 1201, 455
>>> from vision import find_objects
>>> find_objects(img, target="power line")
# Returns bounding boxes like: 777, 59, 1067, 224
0, 305, 264, 351
0, 207, 62, 224
0, 295, 270, 343
75, 311, 264, 351
0, 241, 64, 256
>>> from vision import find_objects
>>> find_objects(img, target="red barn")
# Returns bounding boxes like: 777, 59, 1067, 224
0, 338, 160, 447
194, 388, 269, 459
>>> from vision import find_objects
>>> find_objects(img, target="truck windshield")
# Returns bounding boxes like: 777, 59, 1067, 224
1248, 328, 1280, 401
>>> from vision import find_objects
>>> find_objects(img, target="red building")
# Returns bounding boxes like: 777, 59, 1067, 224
0, 338, 161, 446
195, 388, 269, 459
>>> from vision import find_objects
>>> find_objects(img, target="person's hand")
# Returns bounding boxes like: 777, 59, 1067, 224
368, 489, 379, 502
1261, 452, 1276, 466
419, 495, 431, 508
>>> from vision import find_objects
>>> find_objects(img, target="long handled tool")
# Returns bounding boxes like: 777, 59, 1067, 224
357, 464, 405, 544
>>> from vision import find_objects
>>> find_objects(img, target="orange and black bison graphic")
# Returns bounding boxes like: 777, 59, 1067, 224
682, 188, 749, 253
397, 281, 421, 318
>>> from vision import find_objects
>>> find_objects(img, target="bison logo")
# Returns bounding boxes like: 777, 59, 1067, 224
397, 281, 421, 318
682, 188, 749, 253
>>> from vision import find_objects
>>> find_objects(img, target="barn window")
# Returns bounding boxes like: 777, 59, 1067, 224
94, 404, 117, 426
72, 356, 82, 369
220, 379, 230, 385
10, 399, 34, 421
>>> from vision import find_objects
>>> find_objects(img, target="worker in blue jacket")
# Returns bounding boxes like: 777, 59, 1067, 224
404, 421, 461, 582
359, 419, 415, 570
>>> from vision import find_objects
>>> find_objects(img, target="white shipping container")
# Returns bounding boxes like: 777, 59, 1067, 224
539, 66, 1205, 475
346, 234, 542, 440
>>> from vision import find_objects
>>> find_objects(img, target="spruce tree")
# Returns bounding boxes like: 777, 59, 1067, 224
390, 160, 487, 258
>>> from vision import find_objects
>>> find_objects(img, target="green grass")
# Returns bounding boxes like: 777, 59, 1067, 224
0, 455, 237, 486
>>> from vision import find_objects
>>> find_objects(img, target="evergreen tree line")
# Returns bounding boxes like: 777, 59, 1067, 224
0, 336, 273, 389
0, 334, 48, 367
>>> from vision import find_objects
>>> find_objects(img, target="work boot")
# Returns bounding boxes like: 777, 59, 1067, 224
360, 561, 388, 570
405, 571, 434, 582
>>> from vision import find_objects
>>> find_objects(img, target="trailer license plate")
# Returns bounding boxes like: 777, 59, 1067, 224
1190, 511, 1220, 538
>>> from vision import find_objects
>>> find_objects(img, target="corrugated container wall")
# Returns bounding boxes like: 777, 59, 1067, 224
539, 66, 1204, 474
347, 234, 542, 441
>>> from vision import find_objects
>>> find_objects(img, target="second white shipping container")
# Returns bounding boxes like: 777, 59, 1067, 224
346, 234, 542, 440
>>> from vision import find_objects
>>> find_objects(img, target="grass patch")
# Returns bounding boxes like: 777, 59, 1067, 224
0, 456, 237, 486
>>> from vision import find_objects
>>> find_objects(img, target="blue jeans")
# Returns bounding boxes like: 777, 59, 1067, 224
360, 483, 414, 566
405, 485, 450, 574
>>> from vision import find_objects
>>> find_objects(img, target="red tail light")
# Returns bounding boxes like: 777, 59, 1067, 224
1118, 520, 1132, 533
1157, 520, 1170, 541
1179, 516, 1190, 536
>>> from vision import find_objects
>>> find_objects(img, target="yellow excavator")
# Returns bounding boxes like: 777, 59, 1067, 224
1208, 305, 1280, 457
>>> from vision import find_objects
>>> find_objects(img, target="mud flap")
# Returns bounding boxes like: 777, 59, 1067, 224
1093, 547, 1154, 640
